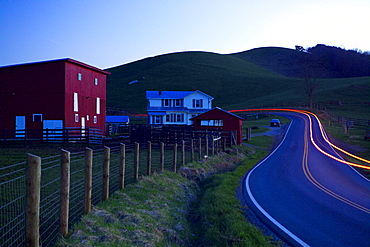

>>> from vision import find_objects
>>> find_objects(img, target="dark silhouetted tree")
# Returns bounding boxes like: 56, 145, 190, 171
300, 54, 319, 110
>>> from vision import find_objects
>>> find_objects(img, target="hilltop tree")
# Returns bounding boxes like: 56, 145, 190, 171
295, 45, 305, 52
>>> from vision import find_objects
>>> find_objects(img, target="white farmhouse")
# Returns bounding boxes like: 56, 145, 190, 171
146, 90, 214, 125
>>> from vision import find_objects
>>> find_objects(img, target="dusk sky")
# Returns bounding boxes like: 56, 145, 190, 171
1, 0, 370, 69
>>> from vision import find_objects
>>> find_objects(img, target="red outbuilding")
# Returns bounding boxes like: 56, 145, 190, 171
192, 107, 244, 145
0, 58, 110, 137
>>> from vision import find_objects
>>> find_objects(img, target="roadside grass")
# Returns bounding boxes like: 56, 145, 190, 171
321, 119, 370, 178
58, 141, 282, 246
193, 146, 281, 247
246, 135, 274, 148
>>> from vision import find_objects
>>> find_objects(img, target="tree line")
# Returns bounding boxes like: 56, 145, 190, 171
296, 44, 370, 78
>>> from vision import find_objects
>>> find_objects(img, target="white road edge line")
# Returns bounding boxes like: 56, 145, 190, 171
244, 116, 310, 247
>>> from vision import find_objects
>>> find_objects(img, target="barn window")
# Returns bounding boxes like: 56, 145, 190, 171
200, 119, 223, 126
75, 114, 79, 122
94, 78, 98, 85
78, 73, 82, 81
33, 114, 43, 122
74, 93, 78, 112
94, 116, 97, 123
96, 97, 100, 114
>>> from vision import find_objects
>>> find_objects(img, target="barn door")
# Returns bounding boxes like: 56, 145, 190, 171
15, 116, 26, 137
43, 120, 63, 140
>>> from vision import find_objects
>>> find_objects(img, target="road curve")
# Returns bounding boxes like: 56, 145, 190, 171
243, 111, 370, 247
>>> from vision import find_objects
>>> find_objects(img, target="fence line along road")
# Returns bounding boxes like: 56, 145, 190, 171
0, 136, 225, 247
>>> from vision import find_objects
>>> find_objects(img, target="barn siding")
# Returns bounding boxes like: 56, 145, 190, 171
0, 59, 109, 136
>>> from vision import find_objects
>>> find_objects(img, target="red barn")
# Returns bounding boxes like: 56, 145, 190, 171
0, 58, 110, 136
192, 107, 244, 145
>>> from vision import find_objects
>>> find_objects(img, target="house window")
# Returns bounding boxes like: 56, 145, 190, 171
165, 113, 184, 123
74, 93, 78, 112
192, 99, 203, 108
78, 73, 82, 81
96, 97, 100, 114
75, 114, 79, 122
94, 78, 98, 85
162, 99, 170, 107
175, 99, 182, 107
94, 116, 97, 123
176, 114, 184, 122
152, 116, 162, 124
33, 114, 42, 122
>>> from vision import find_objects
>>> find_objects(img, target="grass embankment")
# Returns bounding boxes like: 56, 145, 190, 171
58, 143, 281, 246
319, 117, 370, 178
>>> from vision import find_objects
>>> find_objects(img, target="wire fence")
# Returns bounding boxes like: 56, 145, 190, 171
0, 136, 224, 247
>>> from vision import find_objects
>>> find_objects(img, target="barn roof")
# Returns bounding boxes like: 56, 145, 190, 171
0, 58, 110, 75
106, 115, 129, 123
191, 107, 244, 120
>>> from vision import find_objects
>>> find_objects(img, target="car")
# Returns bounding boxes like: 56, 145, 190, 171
270, 119, 280, 127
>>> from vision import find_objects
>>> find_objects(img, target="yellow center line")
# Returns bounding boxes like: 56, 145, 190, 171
301, 114, 370, 214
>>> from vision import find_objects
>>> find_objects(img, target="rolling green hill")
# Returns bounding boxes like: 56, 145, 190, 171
105, 48, 370, 119
230, 47, 342, 78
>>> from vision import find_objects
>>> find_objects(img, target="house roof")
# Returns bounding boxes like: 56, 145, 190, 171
0, 58, 110, 75
146, 90, 214, 100
191, 107, 244, 120
106, 115, 129, 123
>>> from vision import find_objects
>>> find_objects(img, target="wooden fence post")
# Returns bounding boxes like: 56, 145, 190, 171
212, 138, 215, 156
198, 137, 202, 160
134, 142, 139, 181
160, 142, 165, 172
182, 140, 186, 167
173, 143, 177, 173
26, 154, 41, 247
191, 138, 194, 162
205, 136, 209, 157
103, 146, 110, 201
60, 149, 70, 237
84, 148, 93, 214
119, 143, 126, 189
147, 141, 152, 176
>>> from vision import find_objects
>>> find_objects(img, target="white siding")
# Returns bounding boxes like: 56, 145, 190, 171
148, 99, 162, 107
184, 92, 212, 109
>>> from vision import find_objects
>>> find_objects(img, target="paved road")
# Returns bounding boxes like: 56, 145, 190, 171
243, 112, 370, 246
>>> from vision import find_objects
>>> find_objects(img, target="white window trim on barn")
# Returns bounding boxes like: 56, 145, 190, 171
74, 92, 78, 112
33, 114, 43, 122
96, 97, 100, 114
200, 119, 223, 126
